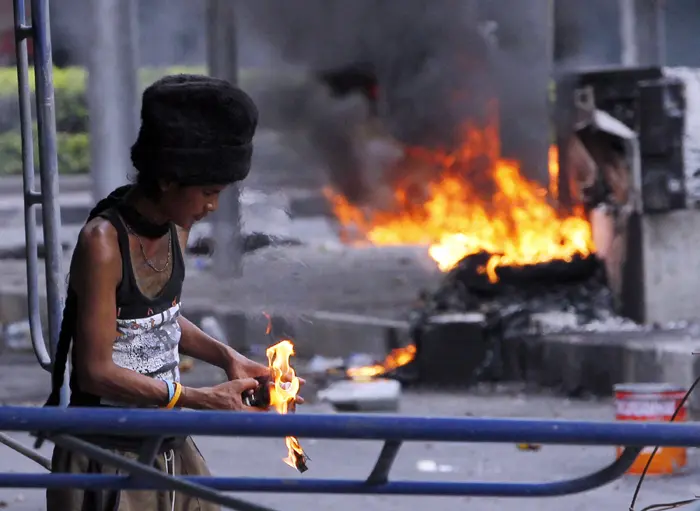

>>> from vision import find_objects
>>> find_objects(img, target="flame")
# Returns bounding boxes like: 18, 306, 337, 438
326, 110, 593, 283
347, 345, 417, 380
266, 340, 307, 470
548, 145, 559, 201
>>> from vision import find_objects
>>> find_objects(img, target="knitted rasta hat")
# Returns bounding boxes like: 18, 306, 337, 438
130, 74, 258, 186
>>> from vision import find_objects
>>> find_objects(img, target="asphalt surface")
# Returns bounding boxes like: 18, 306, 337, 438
0, 391, 699, 511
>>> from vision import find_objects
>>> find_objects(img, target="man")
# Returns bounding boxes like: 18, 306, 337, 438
44, 74, 293, 511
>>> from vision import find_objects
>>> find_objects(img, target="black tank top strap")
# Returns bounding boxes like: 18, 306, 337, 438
170, 222, 186, 281
97, 207, 133, 302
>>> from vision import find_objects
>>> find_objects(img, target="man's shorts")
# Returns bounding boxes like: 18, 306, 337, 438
46, 436, 219, 511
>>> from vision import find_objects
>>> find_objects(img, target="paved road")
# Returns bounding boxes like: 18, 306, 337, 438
0, 391, 698, 511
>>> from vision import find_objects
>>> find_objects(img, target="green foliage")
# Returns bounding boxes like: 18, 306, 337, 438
0, 66, 207, 175
0, 128, 90, 175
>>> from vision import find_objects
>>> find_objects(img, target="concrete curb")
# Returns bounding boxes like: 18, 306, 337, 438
502, 330, 700, 410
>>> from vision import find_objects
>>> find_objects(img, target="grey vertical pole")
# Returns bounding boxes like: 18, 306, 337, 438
620, 0, 665, 67
30, 0, 66, 402
206, 0, 244, 278
620, 0, 638, 66
88, 0, 139, 203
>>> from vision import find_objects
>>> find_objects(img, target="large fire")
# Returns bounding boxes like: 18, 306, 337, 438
266, 339, 308, 471
326, 111, 594, 283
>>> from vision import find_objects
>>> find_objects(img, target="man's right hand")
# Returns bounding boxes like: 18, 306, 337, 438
206, 378, 266, 412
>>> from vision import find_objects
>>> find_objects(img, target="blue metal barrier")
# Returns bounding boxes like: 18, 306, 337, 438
0, 405, 696, 501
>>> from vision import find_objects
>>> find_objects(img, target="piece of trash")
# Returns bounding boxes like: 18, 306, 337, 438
416, 460, 455, 473
3, 320, 32, 350
178, 356, 195, 373
200, 316, 227, 344
306, 355, 344, 374
516, 443, 542, 452
317, 378, 401, 412
416, 460, 438, 473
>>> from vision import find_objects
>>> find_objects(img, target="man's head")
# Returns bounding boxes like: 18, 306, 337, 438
130, 74, 258, 228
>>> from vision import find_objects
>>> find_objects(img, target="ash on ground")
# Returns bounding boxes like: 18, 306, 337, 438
410, 252, 642, 338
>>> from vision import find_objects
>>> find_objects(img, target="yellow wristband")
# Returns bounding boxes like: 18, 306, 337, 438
166, 382, 182, 409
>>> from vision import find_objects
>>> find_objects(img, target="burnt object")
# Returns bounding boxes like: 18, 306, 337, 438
404, 252, 615, 386
556, 67, 687, 213
415, 312, 489, 387
242, 376, 271, 408
294, 453, 310, 473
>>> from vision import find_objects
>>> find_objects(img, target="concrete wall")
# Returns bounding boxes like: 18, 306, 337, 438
641, 210, 700, 324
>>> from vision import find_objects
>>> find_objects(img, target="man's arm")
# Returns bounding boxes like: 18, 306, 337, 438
174, 225, 269, 380
178, 316, 239, 378
72, 220, 251, 410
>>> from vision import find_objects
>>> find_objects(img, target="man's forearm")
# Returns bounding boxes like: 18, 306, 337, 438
82, 362, 215, 409
178, 316, 238, 373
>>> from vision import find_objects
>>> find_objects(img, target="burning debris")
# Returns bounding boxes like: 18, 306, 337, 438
346, 345, 416, 380
265, 340, 309, 472
258, 312, 310, 473
322, 103, 641, 386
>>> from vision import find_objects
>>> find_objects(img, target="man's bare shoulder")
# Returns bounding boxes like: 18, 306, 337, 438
74, 217, 121, 268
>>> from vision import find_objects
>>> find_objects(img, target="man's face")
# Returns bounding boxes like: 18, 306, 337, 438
161, 183, 228, 229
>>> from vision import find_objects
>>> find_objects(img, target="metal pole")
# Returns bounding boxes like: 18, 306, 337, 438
206, 0, 244, 278
30, 0, 64, 372
87, 0, 139, 203
619, 0, 638, 66
620, 0, 665, 67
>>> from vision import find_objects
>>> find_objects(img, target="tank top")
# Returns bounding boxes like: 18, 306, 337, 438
69, 206, 186, 408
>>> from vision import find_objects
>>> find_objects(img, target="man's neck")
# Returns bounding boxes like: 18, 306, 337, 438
125, 186, 169, 226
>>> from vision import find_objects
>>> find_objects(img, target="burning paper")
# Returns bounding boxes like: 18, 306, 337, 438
266, 339, 309, 472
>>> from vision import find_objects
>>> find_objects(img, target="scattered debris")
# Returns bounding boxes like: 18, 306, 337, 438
2, 320, 32, 351
516, 443, 542, 452
200, 316, 227, 344
305, 355, 345, 375
416, 460, 456, 473
401, 252, 642, 384
186, 232, 302, 257
317, 378, 401, 412
178, 356, 195, 373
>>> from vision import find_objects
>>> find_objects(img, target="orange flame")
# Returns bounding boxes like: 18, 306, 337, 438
266, 340, 307, 470
347, 345, 417, 380
326, 111, 593, 283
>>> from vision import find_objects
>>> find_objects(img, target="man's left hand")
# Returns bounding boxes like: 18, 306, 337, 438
226, 352, 305, 405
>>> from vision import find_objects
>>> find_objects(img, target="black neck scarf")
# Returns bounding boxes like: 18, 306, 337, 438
116, 201, 170, 238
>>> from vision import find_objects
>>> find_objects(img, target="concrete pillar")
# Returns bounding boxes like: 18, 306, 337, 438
206, 0, 244, 279
87, 0, 139, 202
620, 0, 666, 67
